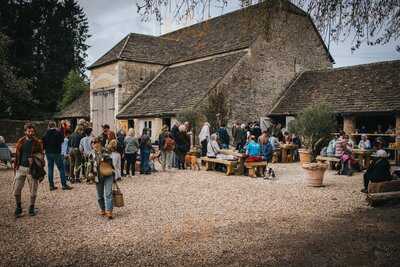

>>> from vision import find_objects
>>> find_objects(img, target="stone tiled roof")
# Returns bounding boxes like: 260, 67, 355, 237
117, 51, 246, 118
54, 90, 90, 119
88, 0, 333, 69
270, 60, 400, 116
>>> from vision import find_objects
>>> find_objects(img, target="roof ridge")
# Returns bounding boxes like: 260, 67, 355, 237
302, 59, 400, 75
159, 0, 304, 38
118, 33, 131, 59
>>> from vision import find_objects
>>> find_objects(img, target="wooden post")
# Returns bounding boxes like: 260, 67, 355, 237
343, 115, 356, 134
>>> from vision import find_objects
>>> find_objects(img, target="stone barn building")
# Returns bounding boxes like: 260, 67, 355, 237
88, 0, 334, 140
269, 60, 400, 135
54, 90, 90, 130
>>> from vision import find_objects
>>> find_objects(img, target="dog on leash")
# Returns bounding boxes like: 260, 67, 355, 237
185, 154, 200, 170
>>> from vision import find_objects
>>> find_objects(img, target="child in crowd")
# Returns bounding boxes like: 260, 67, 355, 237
108, 140, 121, 181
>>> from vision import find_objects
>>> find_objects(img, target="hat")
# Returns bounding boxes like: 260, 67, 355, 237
376, 149, 388, 158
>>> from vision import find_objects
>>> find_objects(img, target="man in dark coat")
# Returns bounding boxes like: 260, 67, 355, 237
361, 149, 392, 193
43, 121, 73, 191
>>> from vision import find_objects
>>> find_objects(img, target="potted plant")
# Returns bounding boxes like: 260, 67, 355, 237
289, 103, 336, 187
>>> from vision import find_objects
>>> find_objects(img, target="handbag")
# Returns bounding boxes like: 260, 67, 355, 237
99, 160, 113, 177
112, 181, 124, 207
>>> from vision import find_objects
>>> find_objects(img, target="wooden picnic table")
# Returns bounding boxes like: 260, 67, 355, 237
352, 148, 373, 169
220, 149, 246, 175
280, 144, 298, 163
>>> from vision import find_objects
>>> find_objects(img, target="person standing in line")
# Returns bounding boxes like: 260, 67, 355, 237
198, 122, 210, 157
124, 128, 140, 177
139, 128, 152, 175
79, 127, 94, 181
116, 129, 126, 177
159, 126, 175, 171
108, 140, 121, 181
175, 125, 190, 169
217, 123, 230, 149
61, 129, 72, 182
99, 124, 110, 147
90, 137, 114, 219
42, 121, 73, 191
14, 123, 44, 217
170, 122, 180, 168
68, 126, 84, 183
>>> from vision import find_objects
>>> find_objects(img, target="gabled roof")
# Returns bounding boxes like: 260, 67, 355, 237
54, 90, 90, 119
270, 60, 400, 116
117, 51, 247, 118
88, 0, 333, 69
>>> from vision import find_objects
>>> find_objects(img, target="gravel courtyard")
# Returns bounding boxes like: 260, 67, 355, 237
1, 163, 399, 266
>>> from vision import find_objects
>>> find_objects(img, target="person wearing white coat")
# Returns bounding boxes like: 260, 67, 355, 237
199, 122, 211, 156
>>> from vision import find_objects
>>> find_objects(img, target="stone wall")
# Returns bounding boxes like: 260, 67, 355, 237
0, 120, 49, 143
118, 61, 163, 111
215, 11, 332, 125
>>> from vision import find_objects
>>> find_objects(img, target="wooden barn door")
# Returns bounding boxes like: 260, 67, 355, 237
92, 89, 115, 135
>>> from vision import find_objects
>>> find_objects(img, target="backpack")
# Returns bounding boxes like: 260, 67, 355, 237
164, 137, 175, 151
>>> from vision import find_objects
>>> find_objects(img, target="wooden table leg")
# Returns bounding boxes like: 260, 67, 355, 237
237, 159, 244, 175
205, 161, 213, 171
248, 167, 256, 178
226, 164, 234, 175
281, 149, 288, 163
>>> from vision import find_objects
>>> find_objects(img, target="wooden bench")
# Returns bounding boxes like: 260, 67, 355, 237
244, 161, 268, 178
316, 156, 340, 169
201, 157, 237, 176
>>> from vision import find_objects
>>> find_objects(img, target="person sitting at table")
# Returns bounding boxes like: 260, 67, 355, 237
358, 125, 368, 134
361, 149, 392, 193
358, 134, 371, 150
207, 133, 221, 158
283, 132, 292, 144
327, 134, 338, 156
386, 124, 395, 134
0, 136, 12, 167
269, 134, 280, 150
260, 134, 273, 162
346, 135, 355, 149
246, 136, 262, 162
375, 124, 384, 134
335, 131, 346, 157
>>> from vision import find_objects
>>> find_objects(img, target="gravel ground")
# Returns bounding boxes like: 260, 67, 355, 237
0, 163, 399, 266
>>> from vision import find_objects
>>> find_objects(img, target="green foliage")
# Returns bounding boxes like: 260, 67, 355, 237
0, 0, 89, 117
290, 103, 336, 157
59, 70, 88, 109
0, 33, 32, 119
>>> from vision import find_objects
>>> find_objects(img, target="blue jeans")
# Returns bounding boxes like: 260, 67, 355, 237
140, 149, 150, 173
46, 153, 67, 187
96, 175, 113, 211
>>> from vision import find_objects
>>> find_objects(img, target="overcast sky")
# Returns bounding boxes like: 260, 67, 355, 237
78, 0, 400, 69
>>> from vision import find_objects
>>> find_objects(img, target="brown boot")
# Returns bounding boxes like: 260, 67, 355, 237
99, 210, 106, 216
105, 211, 113, 220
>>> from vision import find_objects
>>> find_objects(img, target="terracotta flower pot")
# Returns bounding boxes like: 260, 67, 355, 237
302, 163, 328, 187
298, 149, 312, 164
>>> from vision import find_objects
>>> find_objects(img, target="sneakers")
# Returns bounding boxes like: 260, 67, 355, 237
15, 207, 22, 218
29, 205, 36, 216
62, 185, 73, 190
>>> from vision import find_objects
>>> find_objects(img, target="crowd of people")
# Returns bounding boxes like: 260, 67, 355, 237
199, 121, 301, 177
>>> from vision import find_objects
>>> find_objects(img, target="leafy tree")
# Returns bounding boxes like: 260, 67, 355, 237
0, 0, 90, 117
289, 103, 336, 159
0, 32, 32, 119
136, 0, 400, 52
59, 69, 88, 109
